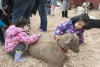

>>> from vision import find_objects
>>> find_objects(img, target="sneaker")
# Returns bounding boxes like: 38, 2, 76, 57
50, 14, 55, 16
38, 28, 45, 32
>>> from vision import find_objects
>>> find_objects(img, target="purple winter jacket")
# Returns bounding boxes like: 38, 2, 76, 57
55, 19, 84, 44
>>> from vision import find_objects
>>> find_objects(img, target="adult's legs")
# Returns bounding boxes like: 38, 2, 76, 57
62, 11, 64, 17
65, 11, 68, 18
50, 0, 57, 16
38, 1, 47, 31
23, 0, 36, 30
24, 0, 36, 19
12, 0, 35, 24
50, 6, 55, 16
46, 1, 51, 15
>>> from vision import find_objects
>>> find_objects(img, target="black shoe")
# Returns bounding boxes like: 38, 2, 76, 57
65, 11, 68, 18
62, 11, 64, 17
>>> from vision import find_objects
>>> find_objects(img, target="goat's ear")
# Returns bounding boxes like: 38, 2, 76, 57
74, 34, 79, 41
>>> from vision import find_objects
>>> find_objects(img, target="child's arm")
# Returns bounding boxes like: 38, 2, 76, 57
55, 21, 68, 35
54, 21, 68, 40
79, 34, 84, 44
18, 32, 40, 44
77, 30, 84, 44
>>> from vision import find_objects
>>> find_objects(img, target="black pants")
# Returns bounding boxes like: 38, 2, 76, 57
12, 0, 36, 23
0, 27, 5, 43
85, 19, 100, 29
8, 43, 26, 57
62, 11, 68, 18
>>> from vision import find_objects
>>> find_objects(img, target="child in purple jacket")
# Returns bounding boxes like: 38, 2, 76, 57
55, 13, 90, 44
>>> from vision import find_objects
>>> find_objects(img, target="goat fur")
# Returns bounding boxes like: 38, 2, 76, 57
28, 33, 79, 67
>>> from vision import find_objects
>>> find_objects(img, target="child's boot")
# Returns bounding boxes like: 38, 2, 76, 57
14, 51, 27, 62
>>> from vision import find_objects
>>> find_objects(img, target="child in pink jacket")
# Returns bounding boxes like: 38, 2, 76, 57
5, 17, 40, 62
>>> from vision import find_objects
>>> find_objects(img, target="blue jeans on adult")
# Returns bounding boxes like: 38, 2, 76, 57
38, 1, 47, 31
12, 0, 36, 24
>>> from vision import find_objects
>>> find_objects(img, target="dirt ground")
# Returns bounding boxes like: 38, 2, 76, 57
0, 8, 100, 67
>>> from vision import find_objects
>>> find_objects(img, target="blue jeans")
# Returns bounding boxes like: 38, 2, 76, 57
0, 27, 5, 45
38, 1, 47, 31
12, 0, 36, 24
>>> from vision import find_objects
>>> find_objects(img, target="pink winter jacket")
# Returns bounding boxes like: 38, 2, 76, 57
5, 25, 39, 52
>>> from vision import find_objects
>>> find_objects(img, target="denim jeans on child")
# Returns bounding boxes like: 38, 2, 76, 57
12, 0, 36, 24
38, 1, 47, 31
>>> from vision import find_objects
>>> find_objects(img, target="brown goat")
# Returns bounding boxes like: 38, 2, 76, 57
28, 33, 79, 67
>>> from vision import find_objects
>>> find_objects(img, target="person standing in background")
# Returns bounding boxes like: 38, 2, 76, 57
32, 0, 48, 32
0, 19, 5, 45
12, 0, 36, 24
38, 0, 48, 32
0, 0, 6, 45
62, 0, 70, 18
45, 0, 51, 15
50, 0, 57, 16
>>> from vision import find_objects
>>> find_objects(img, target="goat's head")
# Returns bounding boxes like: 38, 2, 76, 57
58, 33, 80, 53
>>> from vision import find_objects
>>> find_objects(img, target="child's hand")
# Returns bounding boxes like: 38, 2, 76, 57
80, 43, 86, 46
37, 34, 41, 38
32, 34, 41, 43
33, 34, 41, 39
54, 35, 60, 41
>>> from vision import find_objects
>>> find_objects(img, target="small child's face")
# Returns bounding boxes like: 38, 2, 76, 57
24, 25, 29, 32
74, 21, 85, 29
